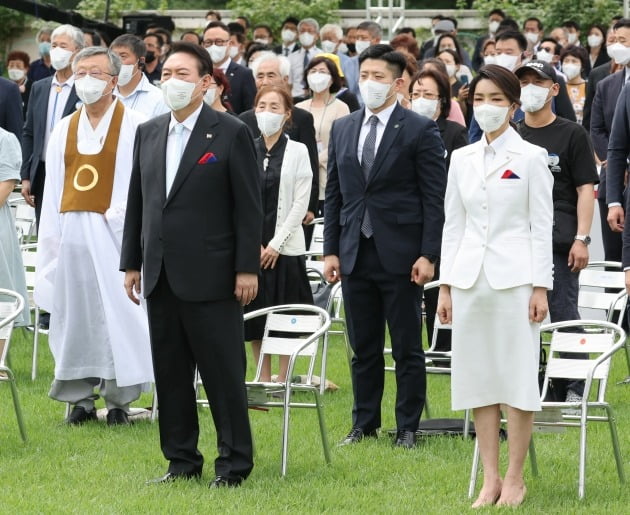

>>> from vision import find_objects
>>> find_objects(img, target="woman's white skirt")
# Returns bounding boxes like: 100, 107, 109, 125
450, 270, 541, 412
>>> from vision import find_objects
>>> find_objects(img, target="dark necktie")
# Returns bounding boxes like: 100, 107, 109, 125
360, 115, 379, 237
284, 47, 289, 56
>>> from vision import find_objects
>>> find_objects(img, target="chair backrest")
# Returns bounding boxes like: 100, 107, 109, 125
578, 261, 627, 324
306, 218, 324, 256
10, 199, 37, 244
20, 243, 37, 294
245, 304, 331, 383
422, 281, 452, 353
540, 320, 626, 403
0, 289, 25, 366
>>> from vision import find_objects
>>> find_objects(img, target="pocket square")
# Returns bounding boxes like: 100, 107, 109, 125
198, 152, 218, 164
501, 170, 520, 179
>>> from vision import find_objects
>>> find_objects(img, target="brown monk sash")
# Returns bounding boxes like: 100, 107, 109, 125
60, 101, 124, 214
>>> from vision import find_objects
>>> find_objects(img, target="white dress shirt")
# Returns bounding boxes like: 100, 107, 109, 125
165, 103, 203, 195
44, 73, 75, 156
357, 100, 398, 163
115, 73, 169, 119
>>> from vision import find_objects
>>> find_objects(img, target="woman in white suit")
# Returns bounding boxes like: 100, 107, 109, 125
437, 65, 553, 508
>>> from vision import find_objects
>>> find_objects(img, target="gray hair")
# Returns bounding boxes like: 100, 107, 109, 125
35, 27, 53, 43
357, 20, 383, 40
72, 47, 122, 76
298, 18, 320, 33
320, 23, 343, 41
51, 24, 85, 51
250, 52, 290, 79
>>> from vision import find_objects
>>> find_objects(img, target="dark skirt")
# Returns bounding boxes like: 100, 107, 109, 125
244, 254, 314, 341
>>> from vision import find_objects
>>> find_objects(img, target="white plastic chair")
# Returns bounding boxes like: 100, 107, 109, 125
304, 217, 325, 275
200, 304, 331, 477
468, 320, 626, 500
0, 288, 27, 441
9, 197, 36, 244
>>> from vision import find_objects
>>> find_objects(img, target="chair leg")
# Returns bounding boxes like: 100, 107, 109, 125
151, 387, 159, 422
528, 436, 539, 477
314, 391, 331, 464
468, 436, 480, 498
32, 307, 39, 381
280, 388, 291, 477
605, 405, 626, 483
2, 366, 27, 442
578, 412, 588, 499
340, 322, 353, 377
463, 409, 471, 439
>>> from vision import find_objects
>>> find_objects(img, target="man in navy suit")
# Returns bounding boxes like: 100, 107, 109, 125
324, 44, 446, 448
21, 24, 83, 227
203, 22, 256, 114
0, 77, 24, 142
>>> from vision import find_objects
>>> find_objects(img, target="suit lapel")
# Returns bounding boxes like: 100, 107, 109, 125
63, 85, 79, 116
165, 104, 219, 205
153, 116, 169, 204
368, 103, 404, 183
349, 110, 365, 185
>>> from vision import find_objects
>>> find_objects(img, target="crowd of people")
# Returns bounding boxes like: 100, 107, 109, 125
0, 6, 629, 505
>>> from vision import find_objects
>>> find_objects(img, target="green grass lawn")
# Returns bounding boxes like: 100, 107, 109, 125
1, 327, 629, 514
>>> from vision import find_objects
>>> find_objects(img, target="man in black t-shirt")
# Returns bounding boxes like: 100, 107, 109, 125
516, 61, 599, 403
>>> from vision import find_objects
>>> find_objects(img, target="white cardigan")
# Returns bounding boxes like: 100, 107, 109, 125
267, 138, 313, 256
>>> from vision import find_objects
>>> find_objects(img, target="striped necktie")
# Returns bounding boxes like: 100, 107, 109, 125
360, 115, 379, 237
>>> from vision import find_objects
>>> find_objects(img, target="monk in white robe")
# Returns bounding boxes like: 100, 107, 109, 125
35, 47, 153, 425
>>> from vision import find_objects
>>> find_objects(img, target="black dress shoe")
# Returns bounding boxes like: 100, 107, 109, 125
66, 406, 97, 425
106, 408, 131, 426
209, 475, 243, 488
338, 427, 378, 446
146, 471, 202, 485
394, 429, 417, 449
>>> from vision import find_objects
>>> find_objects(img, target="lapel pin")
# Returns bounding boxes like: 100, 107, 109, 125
206, 133, 213, 139
394, 124, 400, 128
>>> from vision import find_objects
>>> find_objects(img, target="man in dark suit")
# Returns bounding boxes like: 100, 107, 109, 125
121, 42, 261, 488
239, 52, 319, 230
203, 22, 256, 114
324, 45, 446, 448
0, 77, 24, 142
583, 60, 617, 130
21, 24, 83, 227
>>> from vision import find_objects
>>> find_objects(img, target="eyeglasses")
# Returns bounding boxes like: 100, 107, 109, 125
203, 39, 229, 47
410, 91, 439, 100
73, 70, 114, 79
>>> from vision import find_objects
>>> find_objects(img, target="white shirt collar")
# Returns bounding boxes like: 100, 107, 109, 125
169, 102, 203, 134
52, 73, 75, 88
115, 72, 152, 99
481, 124, 514, 155
363, 100, 397, 127
218, 57, 232, 72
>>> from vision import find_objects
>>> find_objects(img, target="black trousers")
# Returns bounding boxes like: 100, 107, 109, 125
146, 268, 254, 479
31, 161, 46, 230
597, 197, 622, 262
341, 237, 426, 432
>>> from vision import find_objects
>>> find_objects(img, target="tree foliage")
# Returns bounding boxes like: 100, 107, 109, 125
76, 0, 147, 24
0, 7, 26, 56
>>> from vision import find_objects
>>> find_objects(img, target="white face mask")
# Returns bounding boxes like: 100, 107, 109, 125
587, 34, 603, 48
525, 32, 539, 44
520, 83, 550, 113
281, 29, 296, 44
606, 42, 630, 65
254, 38, 269, 45
561, 62, 582, 80
50, 47, 73, 70
338, 42, 349, 54
359, 79, 394, 110
229, 46, 240, 59
445, 64, 457, 78
8, 68, 25, 81
161, 77, 198, 111
207, 44, 228, 64
117, 63, 137, 87
204, 87, 216, 106
488, 20, 500, 34
536, 50, 554, 63
307, 72, 331, 93
320, 40, 337, 54
495, 53, 519, 71
411, 97, 439, 119
355, 40, 371, 55
483, 55, 498, 66
474, 103, 509, 133
256, 111, 285, 137
299, 32, 315, 48
567, 33, 579, 45
75, 74, 110, 105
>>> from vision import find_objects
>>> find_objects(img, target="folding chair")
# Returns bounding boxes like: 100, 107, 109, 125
9, 197, 37, 244
0, 288, 27, 441
199, 304, 331, 476
304, 217, 325, 275
468, 320, 626, 500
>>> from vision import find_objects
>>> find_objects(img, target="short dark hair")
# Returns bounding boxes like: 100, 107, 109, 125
540, 37, 562, 55
7, 50, 29, 67
563, 20, 581, 31
613, 18, 630, 31
180, 31, 201, 45
231, 32, 246, 46
410, 68, 452, 118
497, 19, 520, 35
236, 16, 250, 29
83, 29, 101, 46
205, 21, 230, 37
168, 41, 213, 76
358, 44, 406, 78
305, 55, 342, 93
205, 10, 221, 20
524, 17, 543, 32
437, 47, 462, 66
144, 33, 163, 48
469, 64, 521, 107
253, 24, 273, 37
488, 9, 506, 18
282, 16, 299, 28
559, 44, 589, 71
152, 28, 172, 46
111, 34, 146, 58
496, 30, 527, 52
396, 27, 416, 37
419, 57, 448, 76
390, 33, 420, 59
255, 84, 293, 114
227, 22, 245, 35
244, 42, 272, 66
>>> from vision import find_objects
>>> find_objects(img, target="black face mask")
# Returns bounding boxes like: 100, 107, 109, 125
145, 51, 156, 64
347, 43, 356, 54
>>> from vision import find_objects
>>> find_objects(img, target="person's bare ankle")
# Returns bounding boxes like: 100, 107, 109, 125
472, 478, 502, 508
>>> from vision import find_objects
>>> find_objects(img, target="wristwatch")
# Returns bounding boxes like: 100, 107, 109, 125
574, 235, 591, 246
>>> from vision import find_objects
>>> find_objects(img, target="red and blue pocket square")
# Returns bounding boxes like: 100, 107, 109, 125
501, 169, 520, 179
198, 152, 218, 164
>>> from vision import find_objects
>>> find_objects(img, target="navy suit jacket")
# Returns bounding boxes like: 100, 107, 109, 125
324, 103, 446, 275
607, 83, 630, 213
21, 76, 79, 182
224, 60, 256, 115
590, 70, 624, 203
583, 61, 615, 130
0, 77, 24, 143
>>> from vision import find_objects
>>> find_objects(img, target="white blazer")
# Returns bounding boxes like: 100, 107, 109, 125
268, 138, 313, 256
440, 126, 554, 290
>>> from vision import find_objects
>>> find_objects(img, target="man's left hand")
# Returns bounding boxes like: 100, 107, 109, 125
303, 211, 315, 225
411, 256, 434, 285
568, 240, 589, 273
235, 272, 258, 306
